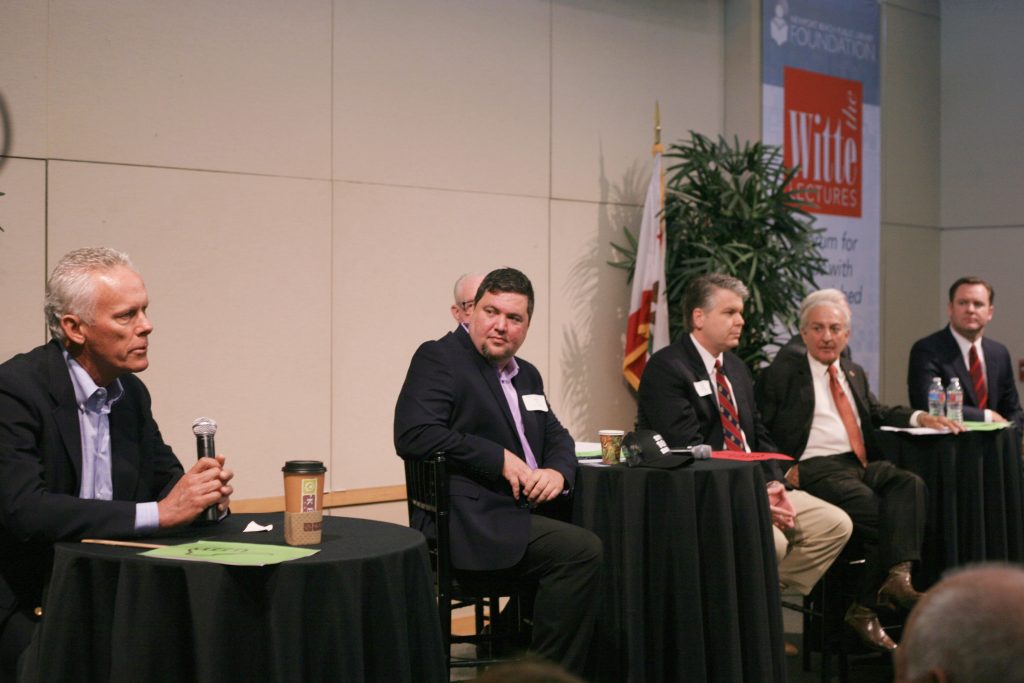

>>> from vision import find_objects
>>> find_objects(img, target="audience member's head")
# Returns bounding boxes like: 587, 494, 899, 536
473, 657, 585, 683
451, 272, 484, 324
895, 563, 1024, 683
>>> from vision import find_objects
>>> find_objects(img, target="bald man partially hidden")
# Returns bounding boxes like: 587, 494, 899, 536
895, 563, 1024, 682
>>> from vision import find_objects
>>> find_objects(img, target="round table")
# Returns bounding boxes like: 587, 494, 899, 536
19, 514, 446, 683
572, 459, 786, 683
875, 426, 1024, 589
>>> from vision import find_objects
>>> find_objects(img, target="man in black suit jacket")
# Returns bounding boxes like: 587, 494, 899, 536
907, 276, 1023, 432
394, 267, 601, 675
757, 288, 961, 652
637, 274, 852, 613
0, 248, 234, 677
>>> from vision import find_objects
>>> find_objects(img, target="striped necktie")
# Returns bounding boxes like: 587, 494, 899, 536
969, 344, 988, 410
715, 360, 745, 451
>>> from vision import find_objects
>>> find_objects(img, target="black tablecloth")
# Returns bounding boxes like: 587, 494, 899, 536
20, 514, 446, 683
875, 427, 1024, 589
572, 459, 786, 683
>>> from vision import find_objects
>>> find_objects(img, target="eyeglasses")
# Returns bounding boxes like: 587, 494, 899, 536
457, 299, 475, 312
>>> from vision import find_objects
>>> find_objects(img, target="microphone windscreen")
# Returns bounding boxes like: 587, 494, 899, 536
192, 417, 218, 437
692, 444, 712, 460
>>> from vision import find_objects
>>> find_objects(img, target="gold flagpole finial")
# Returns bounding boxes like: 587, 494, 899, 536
653, 101, 663, 155
655, 101, 661, 146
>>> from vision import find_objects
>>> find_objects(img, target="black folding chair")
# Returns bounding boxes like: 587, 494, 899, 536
404, 454, 524, 676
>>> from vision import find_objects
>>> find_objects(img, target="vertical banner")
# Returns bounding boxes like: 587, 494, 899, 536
762, 0, 881, 384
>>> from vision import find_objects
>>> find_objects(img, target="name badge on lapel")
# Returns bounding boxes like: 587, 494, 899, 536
522, 394, 548, 412
693, 380, 712, 397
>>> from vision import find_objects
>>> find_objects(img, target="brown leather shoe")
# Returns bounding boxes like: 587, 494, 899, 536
877, 561, 923, 609
845, 603, 897, 652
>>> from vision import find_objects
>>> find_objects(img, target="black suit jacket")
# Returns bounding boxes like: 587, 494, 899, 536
0, 340, 184, 618
393, 326, 577, 572
907, 326, 1023, 431
756, 348, 914, 461
636, 335, 783, 481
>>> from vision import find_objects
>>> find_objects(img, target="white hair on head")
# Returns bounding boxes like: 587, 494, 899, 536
798, 288, 851, 331
45, 247, 134, 342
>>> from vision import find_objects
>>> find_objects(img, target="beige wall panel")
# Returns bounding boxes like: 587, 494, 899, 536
0, 2, 48, 157
339, 501, 408, 526
333, 0, 550, 196
48, 0, 332, 178
940, 227, 1024, 402
941, 0, 1024, 227
333, 182, 550, 489
878, 224, 941, 405
0, 159, 47, 360
881, 3, 940, 228
551, 0, 723, 203
549, 198, 639, 441
47, 161, 333, 500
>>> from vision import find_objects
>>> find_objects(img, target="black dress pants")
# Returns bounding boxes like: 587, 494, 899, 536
456, 514, 602, 676
797, 452, 926, 604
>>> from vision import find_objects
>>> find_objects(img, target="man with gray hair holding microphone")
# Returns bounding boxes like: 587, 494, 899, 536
0, 247, 233, 676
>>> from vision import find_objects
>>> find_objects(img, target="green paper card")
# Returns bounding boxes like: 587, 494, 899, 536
142, 541, 318, 566
963, 421, 1011, 431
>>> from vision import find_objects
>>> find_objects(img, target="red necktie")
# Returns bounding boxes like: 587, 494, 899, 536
715, 360, 745, 451
969, 344, 988, 410
828, 364, 867, 468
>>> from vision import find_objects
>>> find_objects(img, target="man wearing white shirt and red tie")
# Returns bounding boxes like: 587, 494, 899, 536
637, 274, 853, 634
907, 277, 1024, 433
757, 289, 963, 652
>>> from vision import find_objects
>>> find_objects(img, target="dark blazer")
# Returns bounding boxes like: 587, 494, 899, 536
393, 326, 577, 572
907, 326, 1023, 430
756, 347, 914, 461
0, 340, 184, 618
636, 334, 783, 481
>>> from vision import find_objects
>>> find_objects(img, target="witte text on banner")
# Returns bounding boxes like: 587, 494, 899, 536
762, 0, 880, 386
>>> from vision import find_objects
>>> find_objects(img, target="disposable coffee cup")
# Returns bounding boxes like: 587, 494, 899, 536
598, 430, 626, 465
282, 460, 327, 545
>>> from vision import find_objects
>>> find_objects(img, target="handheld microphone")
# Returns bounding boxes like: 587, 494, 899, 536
191, 417, 221, 522
670, 444, 713, 460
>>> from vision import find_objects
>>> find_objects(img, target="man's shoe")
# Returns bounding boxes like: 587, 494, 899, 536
877, 561, 923, 609
844, 603, 897, 652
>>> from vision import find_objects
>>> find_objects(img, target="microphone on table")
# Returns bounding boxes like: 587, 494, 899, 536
670, 444, 713, 460
192, 417, 221, 522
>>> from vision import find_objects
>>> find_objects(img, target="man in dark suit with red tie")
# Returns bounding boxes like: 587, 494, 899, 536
757, 289, 962, 652
907, 276, 1023, 433
636, 274, 852, 633
394, 267, 601, 676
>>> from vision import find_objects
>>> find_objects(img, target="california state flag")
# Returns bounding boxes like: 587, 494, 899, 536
623, 150, 670, 390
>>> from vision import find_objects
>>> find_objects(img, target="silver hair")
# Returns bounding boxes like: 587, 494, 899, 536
901, 563, 1024, 682
45, 247, 135, 342
452, 273, 483, 304
682, 273, 749, 332
798, 289, 851, 331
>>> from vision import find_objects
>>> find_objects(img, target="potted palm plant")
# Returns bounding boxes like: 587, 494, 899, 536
612, 132, 826, 369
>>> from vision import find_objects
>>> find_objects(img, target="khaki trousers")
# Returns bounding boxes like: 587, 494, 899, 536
773, 489, 853, 595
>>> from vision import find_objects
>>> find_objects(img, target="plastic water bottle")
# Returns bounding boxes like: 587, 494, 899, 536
946, 377, 964, 424
927, 377, 946, 417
